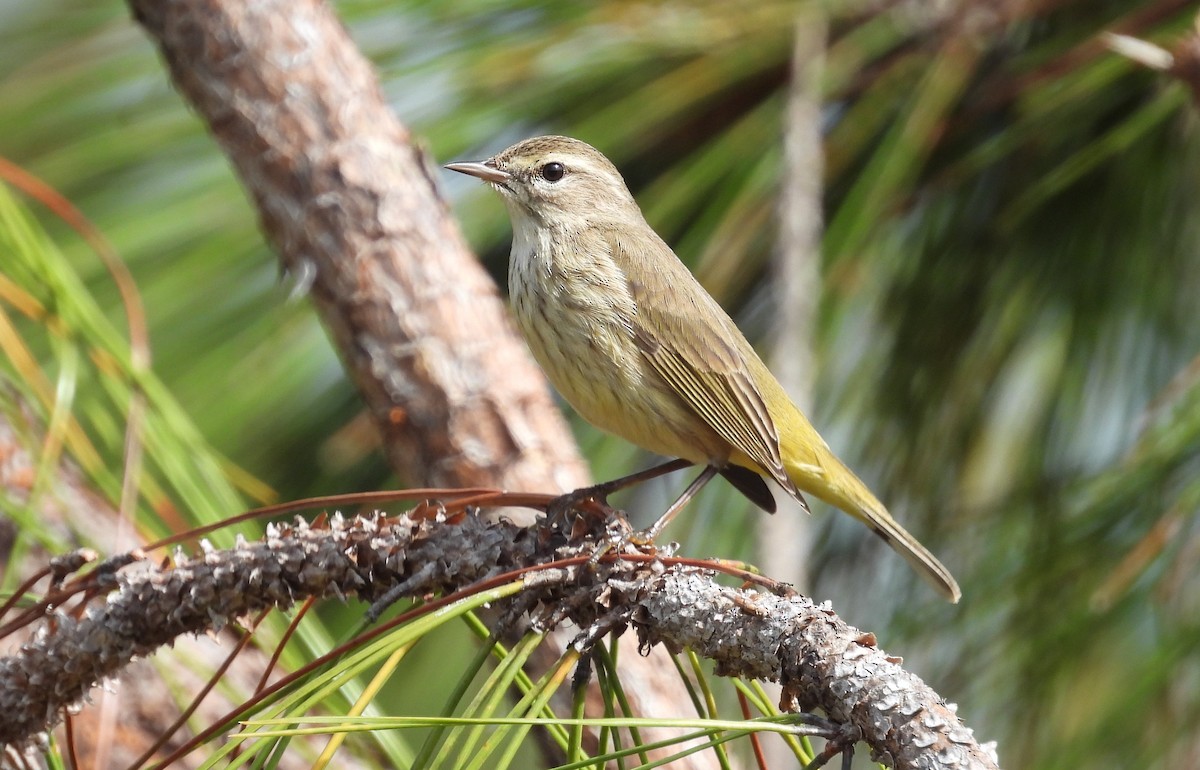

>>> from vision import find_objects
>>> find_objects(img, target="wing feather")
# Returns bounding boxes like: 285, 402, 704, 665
610, 232, 798, 496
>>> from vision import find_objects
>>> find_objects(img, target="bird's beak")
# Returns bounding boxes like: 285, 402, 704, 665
444, 159, 510, 185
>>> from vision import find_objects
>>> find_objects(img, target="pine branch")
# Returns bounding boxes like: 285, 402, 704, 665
0, 511, 999, 769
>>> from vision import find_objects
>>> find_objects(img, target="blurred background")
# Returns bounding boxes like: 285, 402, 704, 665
2, 1, 1199, 768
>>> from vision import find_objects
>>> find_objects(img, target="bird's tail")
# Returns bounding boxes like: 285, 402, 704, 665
786, 455, 962, 603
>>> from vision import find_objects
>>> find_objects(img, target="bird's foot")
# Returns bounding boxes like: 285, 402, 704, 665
547, 459, 695, 524
587, 517, 677, 566
546, 483, 621, 523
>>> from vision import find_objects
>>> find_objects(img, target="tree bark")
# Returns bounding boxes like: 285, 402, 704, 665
129, 0, 587, 502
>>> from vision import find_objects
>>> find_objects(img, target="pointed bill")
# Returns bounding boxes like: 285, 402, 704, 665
444, 160, 510, 184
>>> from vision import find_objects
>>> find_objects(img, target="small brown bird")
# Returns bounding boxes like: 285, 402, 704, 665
447, 136, 960, 602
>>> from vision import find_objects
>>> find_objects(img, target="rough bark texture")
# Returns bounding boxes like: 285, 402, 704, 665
128, 0, 588, 500
0, 512, 999, 770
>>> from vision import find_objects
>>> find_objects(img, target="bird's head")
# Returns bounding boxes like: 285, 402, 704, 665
445, 135, 638, 227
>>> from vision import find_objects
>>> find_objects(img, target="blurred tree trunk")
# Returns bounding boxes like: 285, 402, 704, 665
126, 0, 714, 766
133, 0, 586, 506
762, 13, 826, 592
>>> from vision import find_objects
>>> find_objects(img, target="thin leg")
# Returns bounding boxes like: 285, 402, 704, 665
548, 458, 694, 518
636, 465, 720, 543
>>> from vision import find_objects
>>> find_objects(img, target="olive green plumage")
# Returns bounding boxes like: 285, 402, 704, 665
447, 135, 961, 602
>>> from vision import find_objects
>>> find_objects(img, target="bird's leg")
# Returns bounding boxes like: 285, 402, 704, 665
631, 464, 721, 544
546, 458, 694, 521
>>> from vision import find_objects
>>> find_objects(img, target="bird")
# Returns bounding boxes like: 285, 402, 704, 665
446, 135, 961, 602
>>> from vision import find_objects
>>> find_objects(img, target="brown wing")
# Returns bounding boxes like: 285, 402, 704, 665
606, 230, 799, 497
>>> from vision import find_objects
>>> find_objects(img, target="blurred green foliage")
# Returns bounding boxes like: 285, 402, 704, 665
2, 0, 1199, 767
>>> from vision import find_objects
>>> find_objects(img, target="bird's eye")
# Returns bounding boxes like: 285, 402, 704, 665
541, 162, 565, 182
